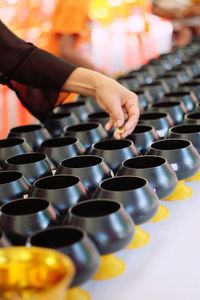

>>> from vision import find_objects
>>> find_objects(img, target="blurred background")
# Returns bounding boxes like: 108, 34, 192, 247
0, 0, 174, 136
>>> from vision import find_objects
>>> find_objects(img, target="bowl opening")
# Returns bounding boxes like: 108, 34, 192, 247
170, 124, 200, 133
7, 153, 46, 165
10, 125, 42, 133
152, 101, 180, 108
151, 139, 190, 150
132, 125, 153, 134
123, 156, 165, 169
0, 138, 24, 148
34, 175, 79, 189
30, 227, 83, 248
0, 171, 22, 184
100, 176, 146, 191
186, 112, 200, 120
1, 198, 49, 215
71, 200, 120, 217
62, 155, 102, 168
140, 113, 167, 120
41, 137, 77, 148
67, 123, 99, 132
164, 92, 190, 97
93, 139, 131, 150
88, 112, 109, 119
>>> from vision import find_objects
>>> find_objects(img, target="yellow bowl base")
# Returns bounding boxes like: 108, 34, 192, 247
126, 226, 150, 249
163, 180, 192, 201
150, 205, 169, 223
93, 254, 126, 281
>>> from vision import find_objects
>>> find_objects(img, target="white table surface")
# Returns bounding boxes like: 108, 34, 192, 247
82, 180, 200, 300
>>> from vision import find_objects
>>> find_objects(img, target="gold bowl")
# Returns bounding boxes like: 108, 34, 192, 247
0, 247, 75, 300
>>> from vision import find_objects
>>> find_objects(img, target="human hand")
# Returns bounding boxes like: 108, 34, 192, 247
62, 68, 139, 139
94, 75, 139, 139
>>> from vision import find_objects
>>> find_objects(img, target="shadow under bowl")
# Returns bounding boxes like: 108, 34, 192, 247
0, 197, 57, 245
56, 155, 112, 196
91, 139, 139, 174
30, 175, 89, 221
28, 226, 100, 287
39, 137, 86, 169
8, 124, 52, 151
117, 156, 178, 199
0, 171, 29, 206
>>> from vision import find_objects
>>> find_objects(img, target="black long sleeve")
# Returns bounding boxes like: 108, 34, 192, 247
0, 20, 77, 120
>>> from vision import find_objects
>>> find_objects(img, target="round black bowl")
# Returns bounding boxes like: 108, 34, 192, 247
0, 171, 29, 206
8, 124, 52, 151
39, 137, 86, 169
162, 91, 197, 112
91, 139, 139, 174
0, 198, 57, 245
64, 123, 108, 150
28, 226, 100, 287
4, 152, 52, 185
56, 155, 112, 196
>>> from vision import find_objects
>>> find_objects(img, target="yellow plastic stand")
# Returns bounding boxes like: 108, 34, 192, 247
126, 225, 150, 249
150, 205, 169, 223
186, 170, 200, 182
164, 180, 192, 201
67, 287, 90, 300
93, 254, 125, 280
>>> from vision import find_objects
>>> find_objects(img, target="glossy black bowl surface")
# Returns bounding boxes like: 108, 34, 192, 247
0, 171, 29, 205
0, 198, 57, 245
139, 112, 173, 138
93, 176, 159, 224
0, 138, 31, 167
169, 124, 200, 153
127, 125, 158, 154
39, 137, 86, 168
4, 152, 52, 185
28, 226, 100, 286
42, 112, 79, 137
64, 123, 108, 150
117, 156, 178, 199
56, 155, 112, 196
163, 91, 197, 112
66, 199, 134, 255
91, 139, 139, 174
150, 101, 187, 124
30, 175, 88, 220
184, 112, 200, 125
8, 124, 51, 151
146, 139, 200, 180
53, 101, 95, 121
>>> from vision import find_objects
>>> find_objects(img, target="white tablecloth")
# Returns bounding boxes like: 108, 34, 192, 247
82, 181, 200, 300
